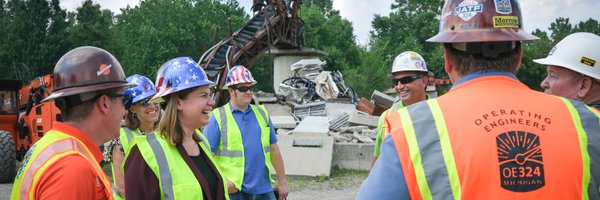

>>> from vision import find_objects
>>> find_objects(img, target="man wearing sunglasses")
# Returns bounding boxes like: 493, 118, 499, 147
371, 51, 430, 167
204, 65, 288, 200
359, 0, 600, 199
12, 46, 131, 199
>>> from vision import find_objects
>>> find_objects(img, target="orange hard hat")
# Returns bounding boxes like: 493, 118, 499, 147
45, 46, 131, 101
427, 0, 538, 43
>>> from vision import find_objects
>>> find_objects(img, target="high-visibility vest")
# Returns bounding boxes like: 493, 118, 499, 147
387, 76, 600, 199
374, 102, 404, 157
11, 130, 112, 200
210, 103, 274, 190
127, 130, 228, 200
111, 127, 144, 200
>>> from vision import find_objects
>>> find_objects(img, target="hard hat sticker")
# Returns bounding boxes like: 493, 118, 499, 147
494, 0, 512, 14
493, 16, 519, 28
455, 0, 483, 21
581, 56, 596, 67
97, 64, 113, 76
497, 131, 545, 192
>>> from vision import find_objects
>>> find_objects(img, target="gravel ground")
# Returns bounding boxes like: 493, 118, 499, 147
285, 169, 368, 200
1, 169, 369, 200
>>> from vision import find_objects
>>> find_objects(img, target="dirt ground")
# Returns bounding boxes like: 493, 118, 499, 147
285, 169, 369, 200
1, 169, 369, 199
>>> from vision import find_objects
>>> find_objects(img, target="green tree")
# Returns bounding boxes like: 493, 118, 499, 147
520, 29, 553, 91
573, 18, 600, 35
69, 0, 114, 49
112, 0, 247, 79
361, 0, 442, 96
548, 17, 573, 43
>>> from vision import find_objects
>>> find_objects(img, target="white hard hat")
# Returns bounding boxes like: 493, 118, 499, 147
391, 51, 428, 74
534, 32, 600, 80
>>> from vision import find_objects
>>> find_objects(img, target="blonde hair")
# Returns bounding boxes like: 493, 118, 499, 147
157, 88, 200, 145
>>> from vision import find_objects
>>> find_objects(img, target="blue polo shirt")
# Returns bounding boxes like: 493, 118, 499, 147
204, 104, 277, 194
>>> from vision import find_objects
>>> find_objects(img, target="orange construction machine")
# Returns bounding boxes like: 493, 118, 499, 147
0, 75, 61, 183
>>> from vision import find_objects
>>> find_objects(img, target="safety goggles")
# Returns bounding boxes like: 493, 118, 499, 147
392, 75, 422, 86
231, 85, 253, 92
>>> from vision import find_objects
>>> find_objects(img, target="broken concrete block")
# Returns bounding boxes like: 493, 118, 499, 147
338, 126, 368, 133
277, 128, 292, 135
353, 132, 374, 143
371, 90, 395, 108
292, 116, 329, 135
291, 101, 326, 119
325, 103, 356, 121
328, 112, 349, 131
348, 113, 379, 128
361, 129, 377, 140
329, 132, 351, 143
271, 116, 297, 129
332, 143, 375, 170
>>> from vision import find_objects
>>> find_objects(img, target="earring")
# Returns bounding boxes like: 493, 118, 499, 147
132, 112, 137, 118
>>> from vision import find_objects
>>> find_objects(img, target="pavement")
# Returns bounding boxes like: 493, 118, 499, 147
0, 183, 12, 199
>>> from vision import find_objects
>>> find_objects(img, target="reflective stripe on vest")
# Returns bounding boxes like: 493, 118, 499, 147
212, 103, 274, 189
133, 130, 224, 200
396, 98, 600, 199
217, 107, 243, 157
399, 100, 461, 200
562, 98, 600, 199
146, 133, 175, 200
216, 105, 270, 157
13, 132, 112, 200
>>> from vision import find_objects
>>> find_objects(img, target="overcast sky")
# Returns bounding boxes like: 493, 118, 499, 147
60, 0, 600, 44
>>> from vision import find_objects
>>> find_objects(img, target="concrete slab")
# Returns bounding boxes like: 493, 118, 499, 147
292, 116, 329, 135
371, 90, 395, 108
325, 103, 356, 121
276, 134, 334, 177
348, 113, 379, 127
328, 112, 349, 131
332, 143, 374, 170
263, 103, 293, 117
271, 116, 297, 129
339, 126, 368, 133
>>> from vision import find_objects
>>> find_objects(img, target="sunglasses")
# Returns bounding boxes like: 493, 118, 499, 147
231, 85, 253, 92
392, 75, 422, 86
93, 92, 130, 108
135, 99, 154, 107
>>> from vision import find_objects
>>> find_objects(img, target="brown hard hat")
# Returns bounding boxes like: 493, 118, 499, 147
427, 0, 539, 43
44, 46, 131, 101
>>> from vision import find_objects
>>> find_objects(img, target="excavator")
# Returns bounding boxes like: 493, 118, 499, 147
0, 75, 61, 183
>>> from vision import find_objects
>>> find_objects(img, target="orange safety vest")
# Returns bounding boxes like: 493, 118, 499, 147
387, 75, 600, 199
11, 129, 112, 200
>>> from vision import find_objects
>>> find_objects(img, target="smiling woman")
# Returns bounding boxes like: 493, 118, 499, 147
123, 57, 228, 200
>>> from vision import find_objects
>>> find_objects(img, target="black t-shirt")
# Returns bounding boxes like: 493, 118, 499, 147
190, 145, 219, 200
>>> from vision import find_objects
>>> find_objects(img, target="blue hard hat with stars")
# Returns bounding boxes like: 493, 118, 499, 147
151, 57, 213, 102
123, 74, 156, 108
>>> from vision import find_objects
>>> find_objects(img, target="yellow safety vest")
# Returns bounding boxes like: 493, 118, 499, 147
11, 130, 112, 200
210, 103, 274, 190
111, 127, 144, 200
127, 130, 228, 200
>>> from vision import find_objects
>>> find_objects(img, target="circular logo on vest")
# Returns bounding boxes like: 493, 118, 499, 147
496, 131, 545, 192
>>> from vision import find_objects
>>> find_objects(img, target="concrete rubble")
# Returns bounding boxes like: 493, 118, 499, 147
263, 60, 407, 175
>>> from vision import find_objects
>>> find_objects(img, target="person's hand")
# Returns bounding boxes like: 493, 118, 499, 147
274, 181, 289, 200
227, 180, 239, 193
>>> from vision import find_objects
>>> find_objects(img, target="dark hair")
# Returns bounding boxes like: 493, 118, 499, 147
124, 100, 161, 131
58, 88, 121, 122
444, 43, 521, 76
